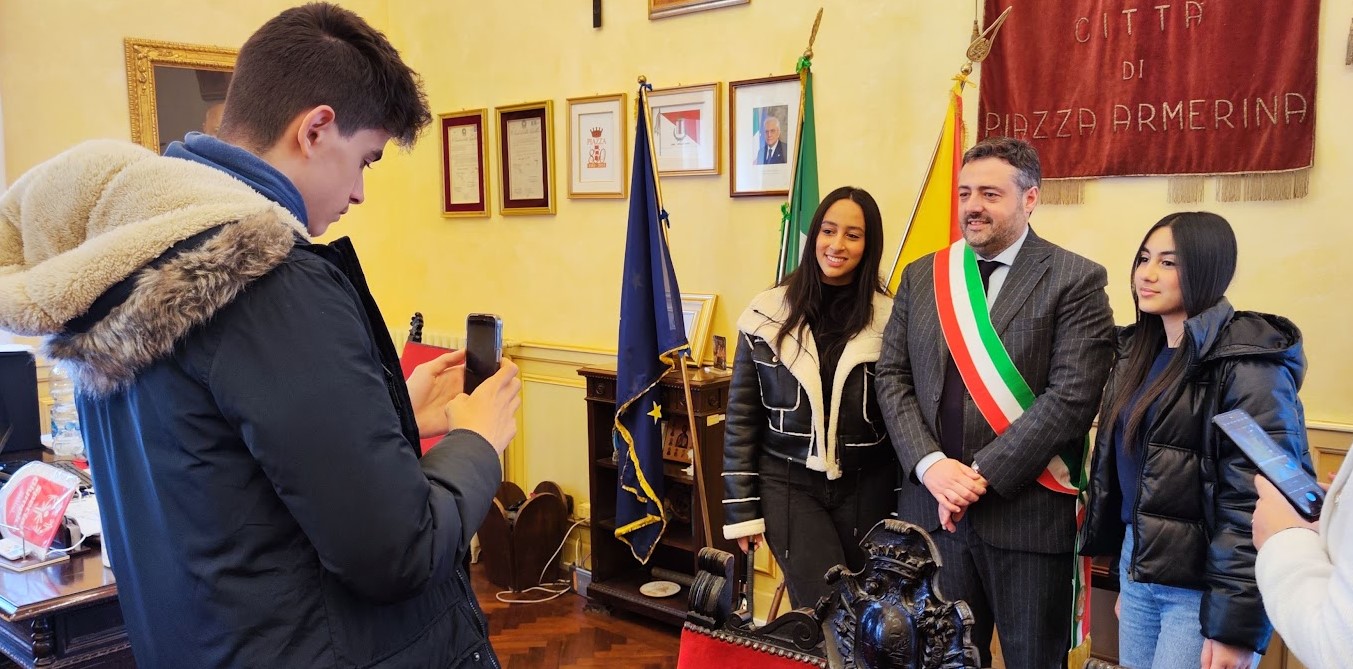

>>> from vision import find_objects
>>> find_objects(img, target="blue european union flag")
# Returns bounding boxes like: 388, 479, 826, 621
613, 83, 689, 563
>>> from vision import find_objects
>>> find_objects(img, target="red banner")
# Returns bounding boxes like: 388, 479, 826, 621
977, 1, 1318, 178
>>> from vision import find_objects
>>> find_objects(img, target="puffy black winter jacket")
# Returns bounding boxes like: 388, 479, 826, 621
1080, 298, 1310, 653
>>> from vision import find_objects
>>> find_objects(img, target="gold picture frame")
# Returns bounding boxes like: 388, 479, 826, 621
124, 38, 237, 153
646, 83, 721, 177
649, 0, 750, 20
680, 292, 717, 365
567, 93, 628, 199
729, 74, 800, 197
439, 109, 491, 218
495, 100, 556, 216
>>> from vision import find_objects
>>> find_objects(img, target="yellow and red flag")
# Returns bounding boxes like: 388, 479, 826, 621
886, 78, 967, 293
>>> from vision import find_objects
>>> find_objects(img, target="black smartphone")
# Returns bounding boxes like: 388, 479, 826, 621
1212, 409, 1324, 521
464, 313, 502, 395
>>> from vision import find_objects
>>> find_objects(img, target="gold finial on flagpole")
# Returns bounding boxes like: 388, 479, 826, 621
966, 6, 1012, 64
638, 75, 647, 85
803, 7, 823, 59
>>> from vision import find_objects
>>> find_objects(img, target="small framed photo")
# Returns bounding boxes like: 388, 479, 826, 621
567, 93, 627, 199
495, 100, 556, 215
646, 83, 721, 177
649, 0, 749, 20
439, 109, 490, 217
712, 335, 727, 370
662, 420, 692, 463
729, 74, 800, 197
680, 292, 717, 365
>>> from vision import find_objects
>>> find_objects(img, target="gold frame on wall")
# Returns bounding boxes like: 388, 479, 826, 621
566, 93, 628, 199
124, 38, 238, 152
495, 100, 557, 216
649, 0, 750, 20
646, 83, 721, 177
439, 109, 492, 218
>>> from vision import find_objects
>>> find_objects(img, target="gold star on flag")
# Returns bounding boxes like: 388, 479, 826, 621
647, 401, 663, 423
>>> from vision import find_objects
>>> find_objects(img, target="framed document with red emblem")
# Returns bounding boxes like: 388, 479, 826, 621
646, 83, 720, 177
439, 109, 490, 218
495, 100, 556, 216
566, 93, 627, 199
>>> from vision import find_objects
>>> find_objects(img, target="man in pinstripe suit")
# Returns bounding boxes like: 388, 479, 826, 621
876, 137, 1115, 668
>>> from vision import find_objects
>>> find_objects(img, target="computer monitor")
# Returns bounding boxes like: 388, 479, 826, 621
0, 346, 43, 459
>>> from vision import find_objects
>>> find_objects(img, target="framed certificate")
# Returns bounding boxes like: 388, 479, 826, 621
567, 93, 627, 199
495, 100, 556, 216
646, 83, 721, 177
439, 109, 490, 217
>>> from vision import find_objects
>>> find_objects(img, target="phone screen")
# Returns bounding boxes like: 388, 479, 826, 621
464, 314, 502, 395
1212, 409, 1324, 521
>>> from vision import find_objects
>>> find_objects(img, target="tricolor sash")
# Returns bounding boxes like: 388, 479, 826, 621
933, 239, 1093, 651
932, 239, 1081, 493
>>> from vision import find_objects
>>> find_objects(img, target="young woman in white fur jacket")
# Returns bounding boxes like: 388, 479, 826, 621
721, 186, 896, 607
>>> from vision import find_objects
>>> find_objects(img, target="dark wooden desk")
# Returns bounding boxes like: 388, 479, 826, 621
0, 549, 132, 668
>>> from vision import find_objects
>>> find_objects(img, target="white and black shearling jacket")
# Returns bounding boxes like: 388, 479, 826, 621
721, 286, 894, 540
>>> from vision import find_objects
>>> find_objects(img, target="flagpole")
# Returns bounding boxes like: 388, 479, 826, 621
776, 8, 824, 284
886, 76, 965, 283
639, 74, 714, 552
886, 5, 1013, 282
676, 361, 714, 551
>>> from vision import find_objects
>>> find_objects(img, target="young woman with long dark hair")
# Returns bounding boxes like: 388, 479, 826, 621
721, 186, 896, 607
1080, 212, 1312, 669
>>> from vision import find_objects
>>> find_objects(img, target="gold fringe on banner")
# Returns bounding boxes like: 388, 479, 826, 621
1040, 178, 1085, 205
1216, 169, 1310, 202
1167, 176, 1205, 204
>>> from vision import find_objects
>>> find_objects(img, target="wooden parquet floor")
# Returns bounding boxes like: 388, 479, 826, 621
472, 564, 680, 669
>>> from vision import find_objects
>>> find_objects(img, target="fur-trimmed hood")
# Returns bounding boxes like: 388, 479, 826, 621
736, 285, 893, 479
0, 139, 307, 395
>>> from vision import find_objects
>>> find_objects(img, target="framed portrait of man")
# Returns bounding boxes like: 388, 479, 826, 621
729, 74, 800, 197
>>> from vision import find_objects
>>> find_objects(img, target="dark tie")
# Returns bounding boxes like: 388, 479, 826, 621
765, 146, 772, 162
938, 260, 1001, 460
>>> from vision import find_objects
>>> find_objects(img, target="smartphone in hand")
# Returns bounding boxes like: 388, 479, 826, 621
464, 314, 502, 394
1212, 409, 1324, 521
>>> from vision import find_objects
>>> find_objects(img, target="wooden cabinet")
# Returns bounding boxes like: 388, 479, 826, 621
578, 365, 741, 626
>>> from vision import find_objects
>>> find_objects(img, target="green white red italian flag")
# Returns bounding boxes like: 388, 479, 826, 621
933, 239, 1093, 654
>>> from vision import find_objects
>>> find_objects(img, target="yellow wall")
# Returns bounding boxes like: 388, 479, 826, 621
6, 1, 1351, 420
4, 0, 1353, 613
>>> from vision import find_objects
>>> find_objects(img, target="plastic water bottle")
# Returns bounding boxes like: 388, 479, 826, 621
49, 363, 84, 458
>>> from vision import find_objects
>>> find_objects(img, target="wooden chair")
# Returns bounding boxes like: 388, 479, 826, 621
679, 519, 981, 669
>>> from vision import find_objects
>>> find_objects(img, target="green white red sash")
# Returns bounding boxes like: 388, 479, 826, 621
932, 239, 1093, 650
933, 239, 1080, 493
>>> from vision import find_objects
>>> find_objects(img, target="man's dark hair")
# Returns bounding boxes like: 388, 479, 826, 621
219, 3, 431, 150
962, 136, 1041, 192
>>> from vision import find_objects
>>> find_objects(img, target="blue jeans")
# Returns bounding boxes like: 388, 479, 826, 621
1117, 528, 1205, 669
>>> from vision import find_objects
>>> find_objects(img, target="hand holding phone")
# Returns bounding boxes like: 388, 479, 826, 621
464, 314, 502, 395
445, 357, 521, 455
1212, 409, 1323, 521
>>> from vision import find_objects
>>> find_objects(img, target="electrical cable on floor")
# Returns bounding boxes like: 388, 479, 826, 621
494, 518, 588, 604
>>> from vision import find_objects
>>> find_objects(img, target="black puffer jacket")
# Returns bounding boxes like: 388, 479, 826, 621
722, 287, 894, 540
1080, 298, 1309, 653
